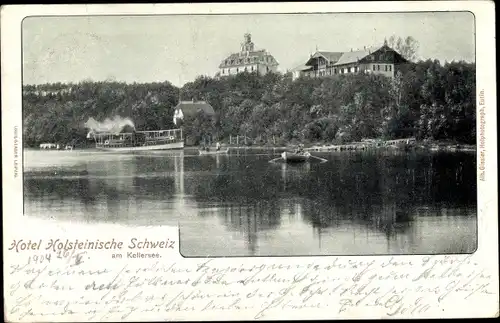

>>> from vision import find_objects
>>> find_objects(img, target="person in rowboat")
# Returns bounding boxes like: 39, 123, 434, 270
295, 144, 304, 154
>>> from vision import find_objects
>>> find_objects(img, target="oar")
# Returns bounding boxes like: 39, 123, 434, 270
310, 155, 328, 163
269, 157, 283, 163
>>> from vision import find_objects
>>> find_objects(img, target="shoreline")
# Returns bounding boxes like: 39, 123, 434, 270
225, 139, 476, 153
25, 141, 476, 153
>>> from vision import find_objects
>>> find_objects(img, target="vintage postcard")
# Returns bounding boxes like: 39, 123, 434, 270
2, 1, 498, 321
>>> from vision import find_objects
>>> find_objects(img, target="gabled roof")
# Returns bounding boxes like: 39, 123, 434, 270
301, 44, 409, 68
333, 45, 409, 66
369, 45, 409, 64
333, 48, 375, 66
305, 51, 344, 66
174, 101, 215, 116
317, 51, 344, 63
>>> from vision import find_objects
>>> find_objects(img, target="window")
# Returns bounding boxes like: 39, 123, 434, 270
334, 68, 337, 74
251, 66, 254, 71
373, 65, 375, 70
389, 65, 392, 71
385, 65, 388, 71
245, 67, 247, 72
237, 68, 239, 72
222, 69, 225, 74
267, 66, 270, 72
377, 65, 380, 71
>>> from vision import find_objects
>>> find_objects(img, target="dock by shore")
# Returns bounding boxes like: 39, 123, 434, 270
304, 140, 476, 153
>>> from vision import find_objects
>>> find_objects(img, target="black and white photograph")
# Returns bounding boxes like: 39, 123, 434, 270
22, 11, 477, 257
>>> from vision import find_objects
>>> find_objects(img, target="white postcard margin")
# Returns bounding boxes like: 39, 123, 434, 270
2, 2, 498, 321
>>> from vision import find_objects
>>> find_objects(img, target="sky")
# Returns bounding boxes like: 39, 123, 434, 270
22, 12, 475, 87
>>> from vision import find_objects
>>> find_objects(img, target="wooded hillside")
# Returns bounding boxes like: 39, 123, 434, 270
22, 59, 475, 147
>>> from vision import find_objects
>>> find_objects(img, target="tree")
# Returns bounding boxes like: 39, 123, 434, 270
22, 80, 179, 147
387, 35, 420, 62
181, 111, 216, 146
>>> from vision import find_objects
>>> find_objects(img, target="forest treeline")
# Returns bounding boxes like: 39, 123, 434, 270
22, 59, 475, 147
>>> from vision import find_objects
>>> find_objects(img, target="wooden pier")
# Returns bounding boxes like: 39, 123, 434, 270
306, 144, 370, 152
305, 138, 417, 152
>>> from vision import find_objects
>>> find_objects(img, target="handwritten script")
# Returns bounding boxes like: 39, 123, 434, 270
5, 251, 496, 321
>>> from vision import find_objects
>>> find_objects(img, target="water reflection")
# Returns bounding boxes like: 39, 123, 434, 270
24, 149, 477, 256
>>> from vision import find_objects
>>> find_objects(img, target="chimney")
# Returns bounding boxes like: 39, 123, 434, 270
364, 46, 366, 50
350, 48, 353, 52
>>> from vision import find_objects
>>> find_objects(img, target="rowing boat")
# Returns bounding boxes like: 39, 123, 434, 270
199, 148, 230, 155
281, 151, 311, 162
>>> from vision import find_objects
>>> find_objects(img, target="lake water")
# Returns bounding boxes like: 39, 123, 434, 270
23, 148, 477, 257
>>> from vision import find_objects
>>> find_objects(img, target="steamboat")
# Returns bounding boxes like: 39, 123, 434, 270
87, 128, 184, 152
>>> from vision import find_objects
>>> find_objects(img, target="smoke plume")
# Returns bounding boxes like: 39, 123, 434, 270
84, 116, 135, 135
